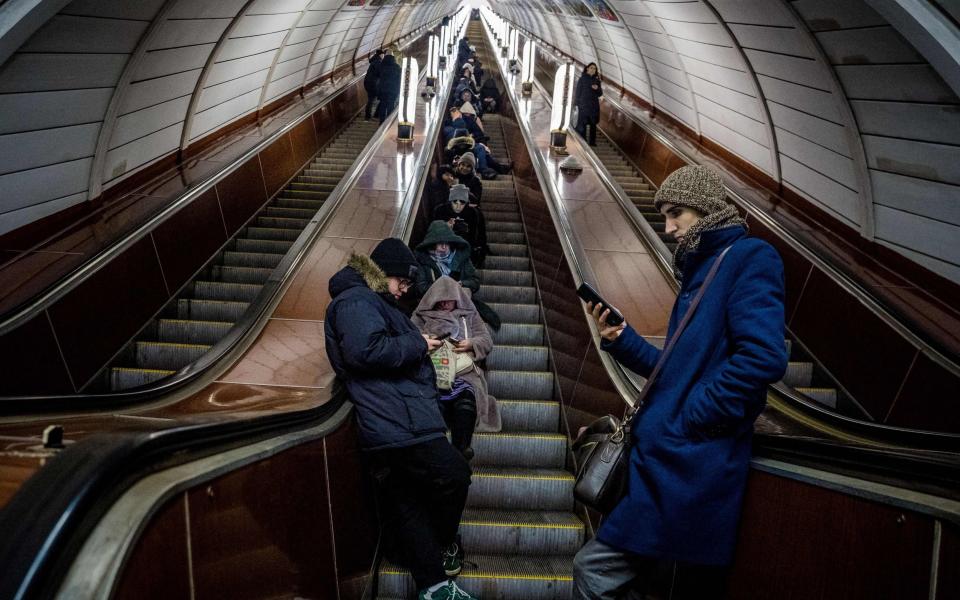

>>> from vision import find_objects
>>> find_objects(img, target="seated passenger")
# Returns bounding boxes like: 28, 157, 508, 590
453, 153, 483, 204
434, 184, 488, 267
427, 164, 459, 215
479, 78, 500, 114
413, 276, 501, 460
414, 220, 480, 298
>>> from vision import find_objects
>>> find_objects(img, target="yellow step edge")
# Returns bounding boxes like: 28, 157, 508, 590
112, 367, 175, 374
459, 520, 583, 530
474, 432, 565, 440
136, 342, 211, 349
498, 400, 558, 405
158, 319, 234, 325
381, 569, 573, 582
473, 473, 574, 482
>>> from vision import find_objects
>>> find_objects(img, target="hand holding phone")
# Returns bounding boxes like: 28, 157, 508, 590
576, 283, 624, 326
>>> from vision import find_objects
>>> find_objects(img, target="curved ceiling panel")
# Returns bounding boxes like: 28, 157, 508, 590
0, 0, 455, 238
488, 0, 960, 284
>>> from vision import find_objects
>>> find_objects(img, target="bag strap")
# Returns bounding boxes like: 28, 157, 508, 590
627, 244, 734, 417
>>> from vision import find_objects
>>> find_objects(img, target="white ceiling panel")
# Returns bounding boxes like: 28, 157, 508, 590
208, 51, 276, 86
0, 89, 112, 135
136, 46, 214, 82
247, 0, 313, 15
190, 89, 260, 139
234, 13, 305, 38
219, 31, 287, 62
111, 96, 190, 148
874, 206, 960, 266
757, 74, 842, 123
168, 0, 249, 20
851, 100, 960, 146
870, 170, 960, 223
105, 122, 183, 182
728, 23, 809, 58
781, 155, 860, 226
64, 0, 167, 20
776, 127, 858, 189
150, 19, 231, 49
695, 95, 767, 145
0, 54, 128, 93
0, 158, 92, 212
790, 0, 886, 31
22, 16, 148, 53
122, 71, 200, 115
835, 65, 955, 103
199, 71, 268, 112
767, 101, 849, 156
688, 76, 761, 121
700, 115, 772, 172
863, 135, 960, 186
815, 27, 922, 64
0, 123, 99, 176
744, 49, 832, 91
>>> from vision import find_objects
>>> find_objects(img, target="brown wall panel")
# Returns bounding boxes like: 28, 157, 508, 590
884, 352, 960, 431
636, 135, 672, 188
259, 133, 297, 198
789, 269, 916, 420
290, 118, 320, 168
216, 158, 270, 235
48, 236, 168, 388
730, 470, 935, 600
112, 494, 191, 600
0, 312, 73, 394
937, 522, 960, 599
187, 441, 336, 600
152, 188, 228, 293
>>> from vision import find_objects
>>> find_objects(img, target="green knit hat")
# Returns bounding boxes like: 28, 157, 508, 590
653, 165, 727, 215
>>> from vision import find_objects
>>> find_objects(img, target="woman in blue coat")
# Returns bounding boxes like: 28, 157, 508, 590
573, 165, 789, 599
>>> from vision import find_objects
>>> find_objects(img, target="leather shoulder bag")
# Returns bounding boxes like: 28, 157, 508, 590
572, 245, 733, 513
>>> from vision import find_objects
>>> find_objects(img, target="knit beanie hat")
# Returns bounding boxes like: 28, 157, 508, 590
458, 152, 476, 170
449, 184, 469, 203
654, 165, 746, 280
369, 237, 417, 279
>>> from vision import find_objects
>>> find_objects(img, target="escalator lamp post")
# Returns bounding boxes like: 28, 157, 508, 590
501, 25, 509, 57
426, 34, 439, 88
508, 29, 520, 73
439, 25, 449, 70
521, 40, 536, 95
398, 57, 419, 142
549, 63, 575, 151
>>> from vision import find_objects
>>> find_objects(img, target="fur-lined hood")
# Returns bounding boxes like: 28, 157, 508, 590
328, 252, 389, 297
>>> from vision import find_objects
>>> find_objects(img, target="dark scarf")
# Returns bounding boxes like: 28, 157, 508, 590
672, 205, 747, 280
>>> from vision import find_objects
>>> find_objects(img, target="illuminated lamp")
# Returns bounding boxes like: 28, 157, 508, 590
521, 40, 535, 95
508, 29, 520, 73
549, 62, 575, 152
398, 56, 419, 141
426, 34, 438, 89
439, 25, 449, 70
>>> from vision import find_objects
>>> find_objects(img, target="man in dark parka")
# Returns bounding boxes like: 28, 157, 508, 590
375, 51, 402, 124
325, 238, 476, 600
573, 165, 789, 599
363, 49, 384, 120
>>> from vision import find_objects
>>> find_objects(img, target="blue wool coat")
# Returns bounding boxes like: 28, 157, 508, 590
597, 226, 788, 565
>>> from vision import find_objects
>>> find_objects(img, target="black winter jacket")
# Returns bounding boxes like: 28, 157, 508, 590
376, 55, 402, 101
414, 221, 480, 297
325, 253, 446, 450
575, 72, 603, 122
363, 54, 382, 92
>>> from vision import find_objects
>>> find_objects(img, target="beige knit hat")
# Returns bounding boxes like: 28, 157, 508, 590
654, 165, 727, 215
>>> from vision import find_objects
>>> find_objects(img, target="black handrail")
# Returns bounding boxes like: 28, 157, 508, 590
0, 388, 350, 600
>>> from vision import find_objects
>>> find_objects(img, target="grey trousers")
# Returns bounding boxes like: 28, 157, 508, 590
572, 538, 728, 600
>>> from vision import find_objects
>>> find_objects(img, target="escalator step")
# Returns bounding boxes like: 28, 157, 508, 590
279, 189, 329, 200
459, 509, 585, 556
273, 197, 325, 210
233, 238, 295, 253
486, 243, 528, 257
264, 206, 318, 219
255, 216, 311, 230
244, 226, 302, 241
487, 221, 524, 233
782, 361, 814, 388
499, 399, 559, 432
486, 302, 541, 324
157, 319, 233, 345
485, 211, 523, 223
221, 251, 284, 269
493, 323, 544, 345
487, 371, 554, 400
289, 182, 336, 192
487, 231, 526, 244
475, 284, 536, 304
484, 255, 530, 271
210, 265, 273, 284
469, 467, 574, 510
193, 281, 262, 302
135, 341, 211, 370
110, 367, 175, 390
472, 432, 566, 468
176, 299, 250, 321
480, 269, 533, 286
488, 345, 549, 371
796, 387, 838, 408
379, 555, 573, 600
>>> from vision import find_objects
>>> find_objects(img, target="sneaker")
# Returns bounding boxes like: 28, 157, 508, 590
418, 580, 478, 600
442, 540, 464, 576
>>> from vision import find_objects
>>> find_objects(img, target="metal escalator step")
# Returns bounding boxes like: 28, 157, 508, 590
796, 387, 838, 409
379, 554, 573, 600
255, 216, 311, 230
296, 175, 341, 185
210, 265, 273, 284
487, 371, 554, 400
279, 189, 329, 200
485, 211, 522, 223
302, 168, 346, 177
487, 221, 524, 233
459, 509, 585, 556
486, 302, 541, 324
221, 251, 283, 269
234, 238, 294, 253
499, 399, 559, 432
493, 323, 544, 345
482, 201, 520, 213
289, 181, 336, 192
487, 231, 526, 244
176, 299, 250, 321
480, 269, 533, 286
472, 432, 566, 468
486, 243, 528, 257
313, 157, 355, 167
157, 319, 233, 345
782, 361, 814, 388
475, 284, 536, 304
483, 255, 530, 271
135, 341, 211, 370
488, 345, 549, 371
244, 226, 302, 241
193, 281, 262, 302
273, 197, 325, 210
110, 367, 175, 390
264, 206, 317, 219
469, 467, 574, 510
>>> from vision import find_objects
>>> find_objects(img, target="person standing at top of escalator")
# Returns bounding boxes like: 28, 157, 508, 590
363, 49, 384, 120
573, 165, 789, 599
376, 48, 402, 124
324, 238, 478, 600
574, 63, 602, 147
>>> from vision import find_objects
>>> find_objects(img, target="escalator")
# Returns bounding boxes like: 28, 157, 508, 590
377, 21, 579, 599
108, 119, 381, 390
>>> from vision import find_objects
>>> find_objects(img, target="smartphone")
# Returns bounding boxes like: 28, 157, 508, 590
576, 282, 625, 326
433, 331, 452, 341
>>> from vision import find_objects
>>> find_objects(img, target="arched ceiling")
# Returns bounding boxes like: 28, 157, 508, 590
0, 0, 456, 235
490, 0, 960, 284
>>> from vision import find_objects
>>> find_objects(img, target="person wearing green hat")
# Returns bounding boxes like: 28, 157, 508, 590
575, 165, 789, 598
414, 220, 480, 298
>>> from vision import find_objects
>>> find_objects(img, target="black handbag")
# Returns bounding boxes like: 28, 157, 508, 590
572, 245, 733, 513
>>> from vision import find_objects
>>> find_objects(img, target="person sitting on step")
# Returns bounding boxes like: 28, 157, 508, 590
413, 220, 480, 298
413, 275, 501, 461
434, 184, 488, 267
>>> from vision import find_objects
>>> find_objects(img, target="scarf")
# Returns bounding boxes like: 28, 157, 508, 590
430, 248, 456, 277
672, 204, 747, 280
